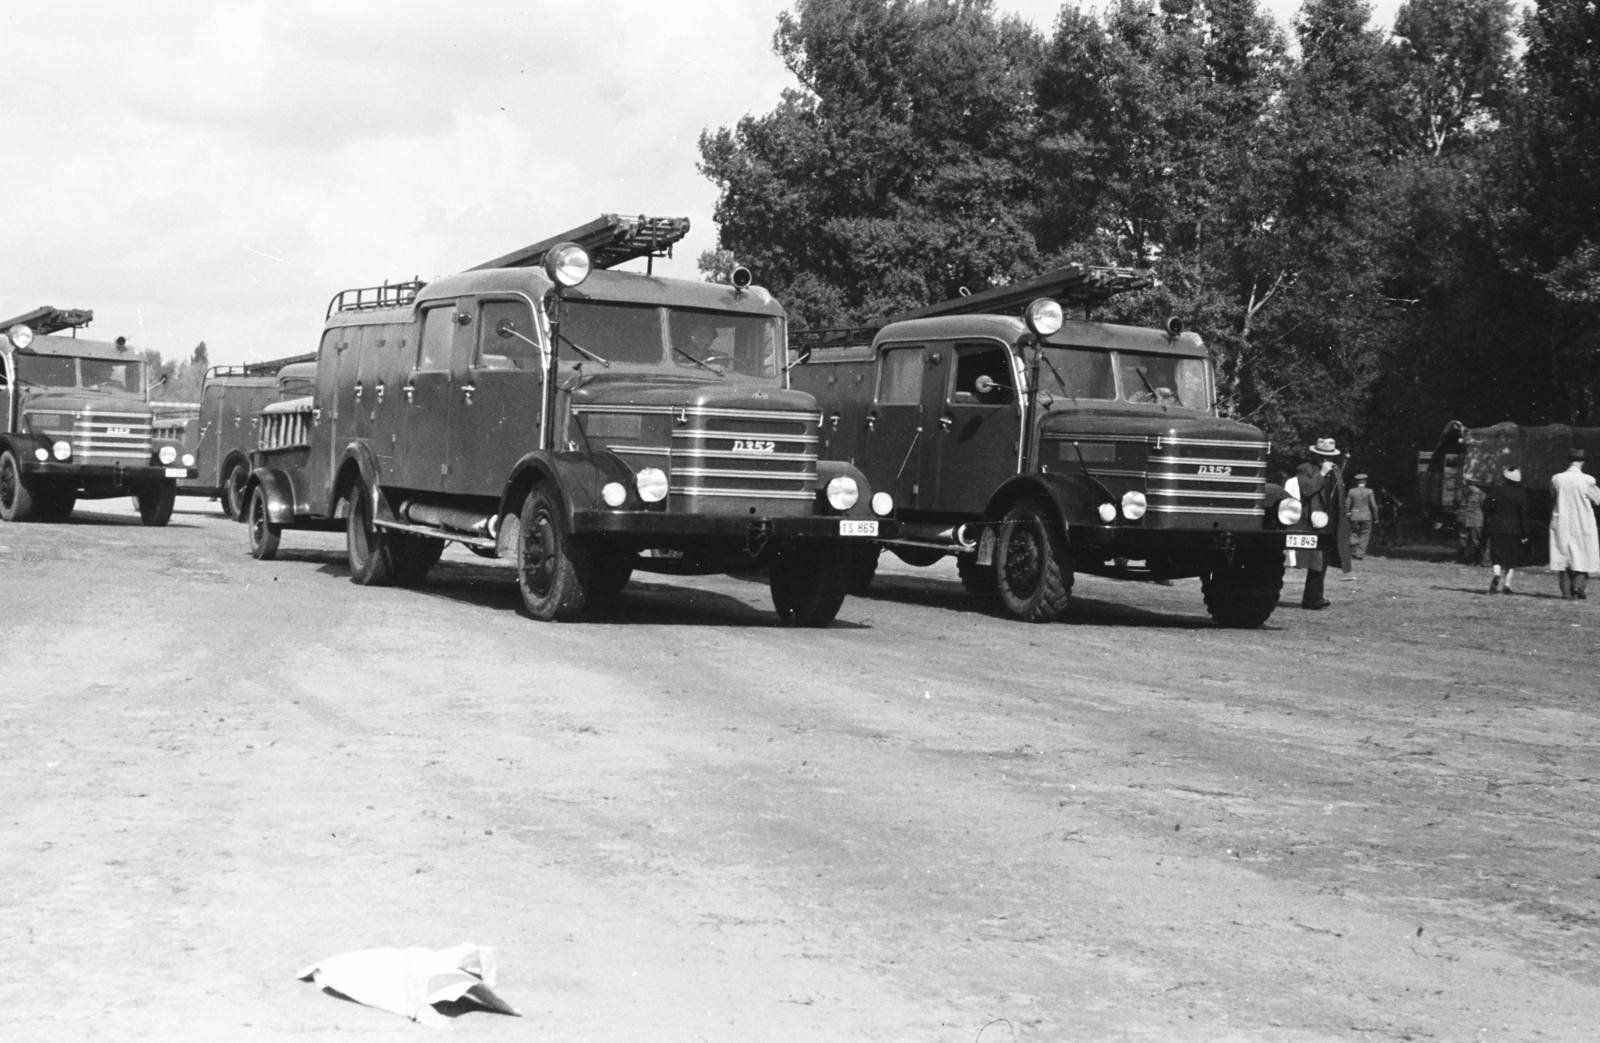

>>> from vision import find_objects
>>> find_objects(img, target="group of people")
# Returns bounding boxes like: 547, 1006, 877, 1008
1286, 437, 1600, 608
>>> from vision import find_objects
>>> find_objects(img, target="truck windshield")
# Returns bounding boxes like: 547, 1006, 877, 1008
14, 354, 144, 391
15, 355, 80, 387
561, 301, 664, 364
80, 358, 142, 392
1117, 353, 1210, 410
559, 301, 781, 378
1038, 346, 1116, 400
668, 308, 779, 378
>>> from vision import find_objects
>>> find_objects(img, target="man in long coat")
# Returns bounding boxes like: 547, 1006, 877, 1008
1484, 467, 1531, 595
1287, 437, 1351, 610
1549, 448, 1600, 600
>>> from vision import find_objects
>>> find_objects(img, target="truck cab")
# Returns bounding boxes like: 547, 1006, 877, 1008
0, 308, 193, 525
244, 216, 895, 625
791, 269, 1327, 627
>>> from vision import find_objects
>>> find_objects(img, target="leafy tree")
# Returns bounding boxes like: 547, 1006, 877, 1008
1390, 0, 1513, 155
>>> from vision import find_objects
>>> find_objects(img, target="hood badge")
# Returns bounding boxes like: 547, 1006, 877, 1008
751, 390, 768, 399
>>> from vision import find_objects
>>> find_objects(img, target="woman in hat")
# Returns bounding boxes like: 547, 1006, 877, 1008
1548, 448, 1600, 599
1483, 466, 1531, 594
1287, 436, 1351, 609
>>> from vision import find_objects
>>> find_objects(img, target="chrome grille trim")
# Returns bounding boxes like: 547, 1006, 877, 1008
671, 407, 819, 506
674, 429, 819, 444
1147, 504, 1265, 516
258, 410, 312, 450
1147, 489, 1266, 501
1148, 455, 1265, 468
1148, 472, 1266, 485
669, 487, 817, 500
673, 467, 814, 482
1151, 437, 1267, 450
72, 412, 153, 464
675, 448, 815, 463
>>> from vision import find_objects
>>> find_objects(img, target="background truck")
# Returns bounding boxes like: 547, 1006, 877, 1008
789, 267, 1324, 627
0, 306, 194, 524
243, 214, 896, 625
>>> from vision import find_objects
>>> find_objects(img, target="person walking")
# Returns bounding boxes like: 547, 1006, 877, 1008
1548, 448, 1600, 600
1346, 474, 1377, 561
1457, 482, 1485, 565
1483, 467, 1531, 595
1287, 437, 1351, 609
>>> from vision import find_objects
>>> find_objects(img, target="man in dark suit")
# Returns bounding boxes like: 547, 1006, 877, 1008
1290, 437, 1352, 609
1483, 466, 1531, 595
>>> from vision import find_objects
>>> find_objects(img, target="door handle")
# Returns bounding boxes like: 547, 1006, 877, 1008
403, 382, 415, 403
354, 382, 364, 401
375, 381, 385, 404
939, 415, 953, 431
462, 383, 476, 405
866, 411, 877, 432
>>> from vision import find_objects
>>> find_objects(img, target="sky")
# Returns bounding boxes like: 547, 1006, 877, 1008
0, 0, 1401, 369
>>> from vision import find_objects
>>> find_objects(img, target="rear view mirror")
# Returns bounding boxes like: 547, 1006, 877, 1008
974, 375, 1009, 395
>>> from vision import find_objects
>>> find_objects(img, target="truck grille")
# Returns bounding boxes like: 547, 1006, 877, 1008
670, 407, 818, 505
72, 411, 153, 464
258, 409, 311, 450
1145, 436, 1267, 518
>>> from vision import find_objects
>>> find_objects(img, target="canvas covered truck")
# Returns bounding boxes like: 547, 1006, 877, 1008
789, 266, 1327, 628
0, 307, 194, 524
242, 214, 896, 625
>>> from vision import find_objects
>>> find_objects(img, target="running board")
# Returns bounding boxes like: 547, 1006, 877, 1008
373, 518, 497, 550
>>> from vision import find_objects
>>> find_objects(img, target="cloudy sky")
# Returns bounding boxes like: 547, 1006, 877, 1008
0, 0, 1397, 368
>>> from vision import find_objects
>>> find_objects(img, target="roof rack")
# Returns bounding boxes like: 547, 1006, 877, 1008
469, 213, 691, 274
326, 279, 424, 319
0, 306, 95, 337
206, 352, 317, 380
885, 263, 1155, 324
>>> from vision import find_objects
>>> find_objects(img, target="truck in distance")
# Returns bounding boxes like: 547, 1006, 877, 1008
790, 266, 1325, 628
242, 214, 896, 625
1, 306, 195, 525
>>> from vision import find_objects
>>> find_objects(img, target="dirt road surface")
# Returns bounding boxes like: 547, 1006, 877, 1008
2, 500, 1597, 1042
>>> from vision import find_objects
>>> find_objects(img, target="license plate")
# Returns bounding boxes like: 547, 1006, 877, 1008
839, 520, 878, 537
1286, 534, 1318, 549
165, 467, 187, 478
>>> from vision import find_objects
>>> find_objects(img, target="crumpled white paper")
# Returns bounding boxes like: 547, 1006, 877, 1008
297, 942, 520, 1029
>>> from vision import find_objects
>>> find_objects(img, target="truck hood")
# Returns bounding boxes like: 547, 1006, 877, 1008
1040, 408, 1266, 445
570, 376, 817, 414
18, 387, 154, 416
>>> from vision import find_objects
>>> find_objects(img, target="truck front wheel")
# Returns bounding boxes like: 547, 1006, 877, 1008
1202, 553, 1285, 628
246, 487, 281, 561
346, 479, 396, 585
137, 482, 176, 526
222, 460, 249, 519
994, 499, 1073, 622
0, 450, 39, 522
770, 540, 849, 627
516, 484, 593, 621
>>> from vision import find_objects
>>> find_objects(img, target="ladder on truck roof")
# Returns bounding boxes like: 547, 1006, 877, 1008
469, 213, 691, 274
791, 263, 1157, 352
0, 306, 95, 337
206, 352, 317, 380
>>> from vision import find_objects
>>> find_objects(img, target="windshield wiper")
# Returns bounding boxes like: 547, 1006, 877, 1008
672, 345, 725, 377
1134, 365, 1167, 405
1036, 349, 1074, 405
557, 331, 609, 368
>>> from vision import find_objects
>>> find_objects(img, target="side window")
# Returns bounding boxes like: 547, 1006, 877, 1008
477, 300, 540, 370
417, 306, 456, 372
951, 343, 1015, 405
876, 346, 924, 404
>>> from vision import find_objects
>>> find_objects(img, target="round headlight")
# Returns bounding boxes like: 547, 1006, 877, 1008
1276, 497, 1302, 526
158, 445, 178, 465
1121, 490, 1147, 520
825, 475, 859, 511
542, 242, 592, 288
1311, 509, 1330, 529
35, 447, 49, 461
7, 323, 33, 349
601, 481, 626, 508
52, 440, 71, 461
1097, 502, 1117, 523
635, 467, 668, 503
1024, 298, 1064, 338
181, 453, 196, 468
870, 490, 894, 517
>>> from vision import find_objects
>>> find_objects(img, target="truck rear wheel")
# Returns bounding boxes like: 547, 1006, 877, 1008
346, 479, 396, 585
246, 486, 281, 561
994, 499, 1072, 622
137, 482, 176, 526
1202, 554, 1285, 628
222, 460, 249, 520
516, 484, 593, 621
0, 450, 39, 522
770, 540, 849, 627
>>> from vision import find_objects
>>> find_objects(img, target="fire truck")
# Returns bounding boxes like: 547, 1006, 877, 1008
166, 354, 315, 517
789, 267, 1325, 627
241, 215, 895, 625
0, 306, 194, 524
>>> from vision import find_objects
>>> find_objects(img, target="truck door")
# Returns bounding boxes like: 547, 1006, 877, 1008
304, 329, 345, 504
927, 340, 1024, 515
370, 322, 410, 481
449, 295, 543, 496
394, 304, 460, 493
858, 343, 933, 511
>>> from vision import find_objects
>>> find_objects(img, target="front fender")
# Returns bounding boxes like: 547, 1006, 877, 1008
986, 471, 1113, 530
244, 467, 297, 525
499, 450, 635, 526
331, 441, 386, 519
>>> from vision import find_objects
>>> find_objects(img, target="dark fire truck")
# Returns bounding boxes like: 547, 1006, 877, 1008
1, 306, 194, 525
789, 267, 1326, 627
242, 215, 895, 625
170, 354, 315, 517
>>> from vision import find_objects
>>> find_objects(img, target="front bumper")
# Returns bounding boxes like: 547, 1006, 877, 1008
574, 510, 899, 541
21, 461, 196, 482
1069, 526, 1328, 554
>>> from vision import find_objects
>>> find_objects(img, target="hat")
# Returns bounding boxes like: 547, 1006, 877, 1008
1571, 448, 1587, 461
1503, 467, 1522, 482
1309, 437, 1340, 457
1354, 473, 1368, 481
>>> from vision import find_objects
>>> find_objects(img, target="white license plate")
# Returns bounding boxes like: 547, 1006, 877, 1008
839, 520, 878, 537
165, 467, 187, 478
1286, 534, 1318, 549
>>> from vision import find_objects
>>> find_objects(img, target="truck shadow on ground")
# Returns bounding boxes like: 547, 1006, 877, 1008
1431, 584, 1569, 600
55, 510, 202, 529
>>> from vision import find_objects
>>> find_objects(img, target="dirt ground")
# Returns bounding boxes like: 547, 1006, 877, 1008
1, 499, 1597, 1042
